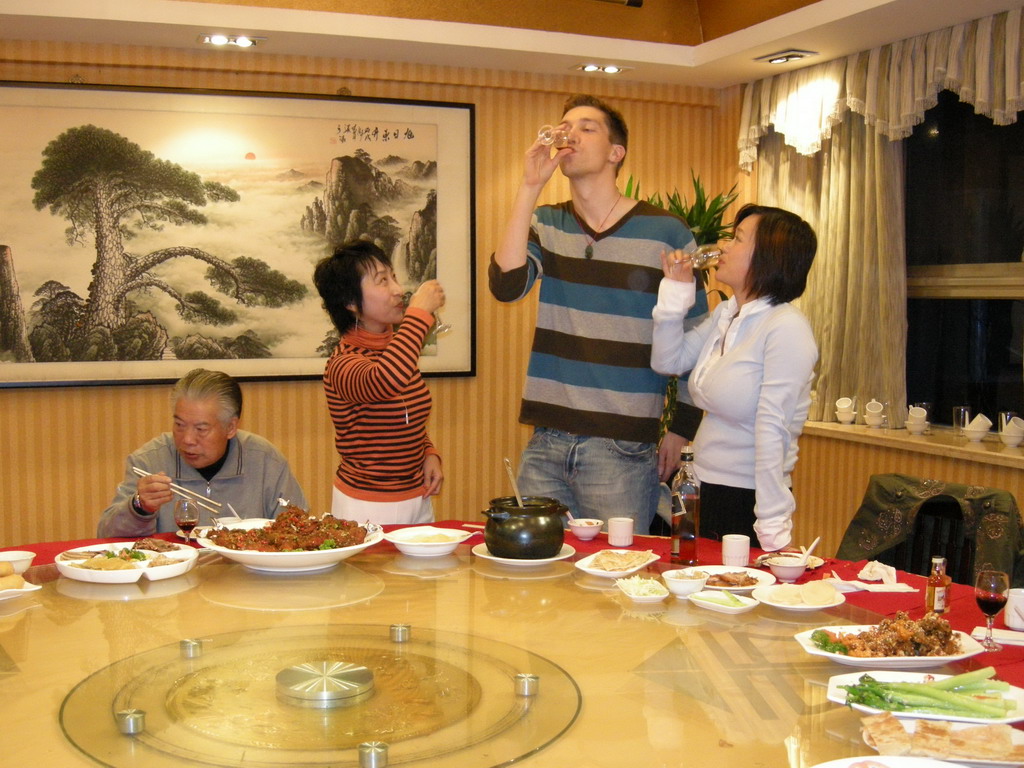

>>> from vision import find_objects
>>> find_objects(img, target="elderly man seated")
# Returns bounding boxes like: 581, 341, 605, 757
98, 368, 308, 537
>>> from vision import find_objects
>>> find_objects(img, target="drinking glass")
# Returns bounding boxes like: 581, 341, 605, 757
952, 406, 971, 436
689, 243, 722, 270
174, 498, 200, 543
974, 569, 1010, 651
433, 313, 452, 335
537, 124, 569, 148
912, 402, 933, 433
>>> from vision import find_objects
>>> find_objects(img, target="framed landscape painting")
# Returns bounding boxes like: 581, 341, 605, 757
0, 83, 476, 385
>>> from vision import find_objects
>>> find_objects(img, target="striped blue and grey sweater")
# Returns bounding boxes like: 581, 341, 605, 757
489, 199, 707, 444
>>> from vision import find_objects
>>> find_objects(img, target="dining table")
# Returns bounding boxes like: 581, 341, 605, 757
2, 521, 1022, 768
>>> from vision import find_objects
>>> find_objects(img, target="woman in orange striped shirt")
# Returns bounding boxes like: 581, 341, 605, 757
313, 240, 445, 524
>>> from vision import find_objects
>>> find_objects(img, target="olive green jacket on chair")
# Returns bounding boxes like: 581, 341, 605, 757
836, 473, 1024, 587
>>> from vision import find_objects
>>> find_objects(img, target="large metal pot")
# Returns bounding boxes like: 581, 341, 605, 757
482, 496, 567, 559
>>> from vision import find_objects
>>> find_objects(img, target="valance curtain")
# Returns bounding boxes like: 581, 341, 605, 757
737, 9, 1024, 424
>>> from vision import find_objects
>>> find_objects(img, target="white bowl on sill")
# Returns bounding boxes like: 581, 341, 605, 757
962, 426, 989, 442
906, 421, 928, 435
999, 431, 1023, 447
835, 410, 855, 425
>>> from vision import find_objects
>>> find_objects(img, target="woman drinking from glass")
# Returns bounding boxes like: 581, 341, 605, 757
313, 240, 445, 525
651, 204, 817, 552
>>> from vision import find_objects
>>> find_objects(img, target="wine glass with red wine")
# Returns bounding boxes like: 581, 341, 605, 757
975, 569, 1010, 651
174, 499, 200, 544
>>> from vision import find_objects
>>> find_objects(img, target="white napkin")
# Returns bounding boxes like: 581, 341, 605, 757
970, 627, 1024, 646
968, 413, 992, 430
826, 570, 918, 593
858, 560, 897, 583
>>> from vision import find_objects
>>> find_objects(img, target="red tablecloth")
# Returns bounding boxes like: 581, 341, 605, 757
6, 522, 1023, 687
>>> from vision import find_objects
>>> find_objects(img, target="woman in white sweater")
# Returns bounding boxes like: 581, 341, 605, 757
651, 204, 817, 552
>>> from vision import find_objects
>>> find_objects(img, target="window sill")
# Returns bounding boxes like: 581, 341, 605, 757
803, 421, 1024, 470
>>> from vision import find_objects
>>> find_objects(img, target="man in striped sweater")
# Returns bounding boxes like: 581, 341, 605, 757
489, 94, 707, 532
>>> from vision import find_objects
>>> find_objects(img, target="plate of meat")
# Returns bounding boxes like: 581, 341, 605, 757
55, 541, 198, 583
195, 507, 382, 573
698, 565, 776, 593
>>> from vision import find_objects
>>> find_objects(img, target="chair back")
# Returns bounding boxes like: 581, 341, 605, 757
874, 495, 975, 584
836, 473, 1023, 587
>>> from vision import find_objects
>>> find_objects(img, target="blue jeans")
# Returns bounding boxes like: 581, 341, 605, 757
516, 427, 659, 533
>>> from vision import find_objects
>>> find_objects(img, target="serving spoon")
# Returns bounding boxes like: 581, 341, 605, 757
503, 457, 525, 508
799, 536, 821, 566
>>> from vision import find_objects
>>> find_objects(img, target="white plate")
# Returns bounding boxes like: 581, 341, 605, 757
196, 523, 383, 573
471, 542, 575, 567
795, 626, 985, 668
55, 542, 198, 583
0, 582, 42, 601
573, 549, 660, 578
699, 564, 776, 592
687, 590, 759, 614
752, 584, 846, 611
828, 670, 1024, 725
383, 526, 474, 556
811, 758, 962, 768
863, 717, 1024, 767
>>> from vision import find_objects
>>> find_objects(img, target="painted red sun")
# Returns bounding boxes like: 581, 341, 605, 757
245, 152, 256, 160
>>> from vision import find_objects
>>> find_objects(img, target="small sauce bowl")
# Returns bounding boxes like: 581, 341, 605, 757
765, 556, 807, 583
568, 518, 603, 541
661, 568, 708, 597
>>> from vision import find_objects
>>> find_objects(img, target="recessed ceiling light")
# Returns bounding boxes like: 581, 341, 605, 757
574, 64, 631, 75
198, 34, 266, 48
755, 49, 817, 64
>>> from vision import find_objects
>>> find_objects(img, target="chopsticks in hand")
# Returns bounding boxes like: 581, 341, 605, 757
131, 466, 222, 516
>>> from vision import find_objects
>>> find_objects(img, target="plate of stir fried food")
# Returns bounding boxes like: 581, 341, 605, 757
795, 612, 985, 668
196, 506, 382, 572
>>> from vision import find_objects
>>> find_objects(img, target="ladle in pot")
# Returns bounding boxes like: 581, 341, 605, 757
503, 457, 524, 508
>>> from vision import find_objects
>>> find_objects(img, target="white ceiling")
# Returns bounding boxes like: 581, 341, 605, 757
1, 0, 1022, 88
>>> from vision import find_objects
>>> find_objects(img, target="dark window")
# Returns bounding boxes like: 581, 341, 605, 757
904, 90, 1024, 424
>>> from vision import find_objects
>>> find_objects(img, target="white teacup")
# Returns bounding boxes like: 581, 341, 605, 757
836, 410, 856, 424
906, 421, 928, 435
865, 399, 884, 414
907, 406, 927, 422
968, 413, 993, 431
1004, 416, 1024, 436
836, 397, 853, 411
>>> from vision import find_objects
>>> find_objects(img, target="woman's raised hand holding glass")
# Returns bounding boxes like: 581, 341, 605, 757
407, 280, 449, 333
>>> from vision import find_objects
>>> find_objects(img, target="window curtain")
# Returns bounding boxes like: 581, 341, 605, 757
737, 9, 1024, 425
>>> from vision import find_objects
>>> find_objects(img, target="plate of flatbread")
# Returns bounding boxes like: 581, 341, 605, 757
574, 549, 659, 578
861, 711, 1024, 766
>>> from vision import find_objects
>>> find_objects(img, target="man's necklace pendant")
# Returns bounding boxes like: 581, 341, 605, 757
584, 244, 594, 259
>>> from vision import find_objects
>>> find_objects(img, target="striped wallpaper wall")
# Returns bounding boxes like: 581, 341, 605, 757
0, 40, 751, 546
792, 432, 1024, 560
